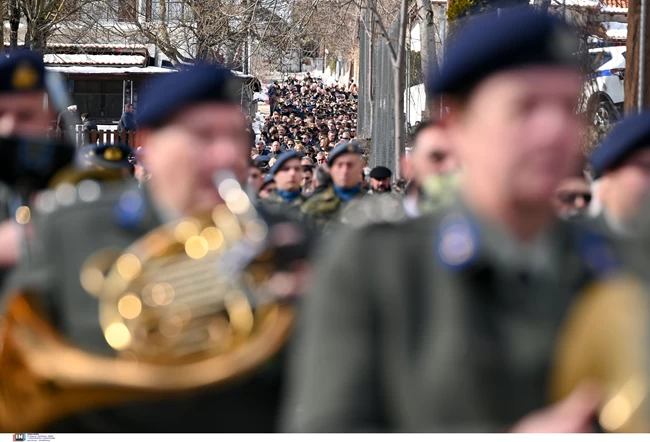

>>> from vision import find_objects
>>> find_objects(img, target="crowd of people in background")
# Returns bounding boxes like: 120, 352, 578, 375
251, 74, 359, 196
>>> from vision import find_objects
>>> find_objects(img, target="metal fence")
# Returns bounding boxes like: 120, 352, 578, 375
358, 12, 403, 173
58, 129, 138, 149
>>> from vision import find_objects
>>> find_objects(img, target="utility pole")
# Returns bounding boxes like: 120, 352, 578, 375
625, 0, 650, 113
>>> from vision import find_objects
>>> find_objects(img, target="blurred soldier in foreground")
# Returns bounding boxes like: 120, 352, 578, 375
590, 112, 650, 238
283, 9, 639, 432
0, 52, 53, 283
587, 111, 650, 282
4, 65, 309, 432
301, 141, 366, 232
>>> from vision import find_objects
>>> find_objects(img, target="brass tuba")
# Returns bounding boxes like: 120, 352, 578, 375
549, 274, 650, 432
0, 173, 306, 432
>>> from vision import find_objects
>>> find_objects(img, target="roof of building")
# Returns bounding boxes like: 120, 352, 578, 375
44, 54, 147, 67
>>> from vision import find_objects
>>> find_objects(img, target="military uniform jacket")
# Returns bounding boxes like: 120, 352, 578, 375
300, 185, 367, 232
4, 182, 288, 433
260, 190, 307, 220
282, 202, 615, 432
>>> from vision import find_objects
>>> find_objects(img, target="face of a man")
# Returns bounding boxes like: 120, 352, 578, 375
370, 177, 391, 193
256, 143, 266, 153
274, 158, 303, 192
410, 125, 458, 184
316, 154, 326, 166
0, 92, 51, 138
248, 166, 264, 191
142, 103, 249, 215
302, 167, 313, 189
271, 141, 281, 154
259, 182, 276, 199
330, 153, 363, 189
449, 67, 584, 208
553, 175, 591, 220
599, 148, 650, 231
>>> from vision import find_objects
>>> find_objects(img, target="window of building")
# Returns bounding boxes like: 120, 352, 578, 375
73, 80, 124, 122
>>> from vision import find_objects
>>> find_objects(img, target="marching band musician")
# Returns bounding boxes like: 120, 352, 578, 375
4, 65, 311, 432
282, 9, 644, 432
0, 51, 55, 287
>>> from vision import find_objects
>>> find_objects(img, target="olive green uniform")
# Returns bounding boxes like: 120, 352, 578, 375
260, 190, 307, 220
300, 185, 367, 232
282, 201, 619, 432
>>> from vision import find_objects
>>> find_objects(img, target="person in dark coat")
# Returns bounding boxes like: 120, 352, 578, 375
117, 103, 136, 145
80, 113, 98, 144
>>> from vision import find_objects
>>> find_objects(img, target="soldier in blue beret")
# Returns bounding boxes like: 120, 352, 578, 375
8, 64, 312, 432
260, 150, 306, 217
258, 173, 277, 199
301, 140, 366, 231
0, 51, 50, 138
284, 9, 647, 432
0, 51, 56, 292
586, 111, 650, 281
589, 112, 650, 239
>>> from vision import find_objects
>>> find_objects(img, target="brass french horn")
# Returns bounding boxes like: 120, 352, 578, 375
549, 274, 650, 432
0, 173, 304, 431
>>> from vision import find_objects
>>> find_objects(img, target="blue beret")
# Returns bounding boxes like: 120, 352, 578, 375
81, 142, 133, 170
251, 155, 271, 170
270, 150, 302, 175
138, 65, 240, 128
261, 174, 275, 188
327, 141, 362, 167
590, 111, 650, 179
428, 8, 579, 97
0, 50, 45, 93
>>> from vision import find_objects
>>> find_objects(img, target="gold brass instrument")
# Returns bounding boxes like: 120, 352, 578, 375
549, 275, 650, 432
0, 174, 303, 432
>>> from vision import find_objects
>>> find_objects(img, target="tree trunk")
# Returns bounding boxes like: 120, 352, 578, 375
393, 0, 408, 180
25, 18, 48, 52
0, 0, 4, 53
416, 0, 439, 118
625, 0, 650, 112
10, 0, 19, 48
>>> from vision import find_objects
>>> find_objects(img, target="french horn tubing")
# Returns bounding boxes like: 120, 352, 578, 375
549, 274, 650, 432
0, 172, 302, 432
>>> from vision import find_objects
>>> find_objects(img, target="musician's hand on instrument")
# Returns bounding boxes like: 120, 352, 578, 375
511, 382, 602, 433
